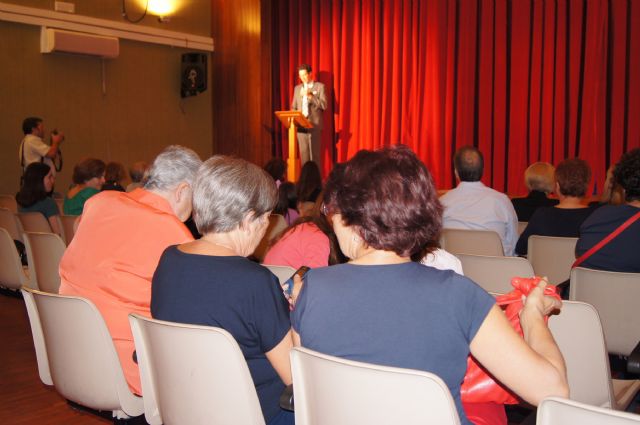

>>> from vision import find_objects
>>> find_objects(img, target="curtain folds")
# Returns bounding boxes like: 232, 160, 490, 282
272, 0, 640, 194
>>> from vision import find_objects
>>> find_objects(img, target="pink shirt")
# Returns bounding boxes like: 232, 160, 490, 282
59, 189, 193, 394
263, 222, 330, 269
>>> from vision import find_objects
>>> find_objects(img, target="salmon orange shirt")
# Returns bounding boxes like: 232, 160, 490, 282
58, 189, 193, 394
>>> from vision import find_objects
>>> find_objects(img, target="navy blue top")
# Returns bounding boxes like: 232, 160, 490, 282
151, 246, 291, 423
515, 205, 597, 255
576, 205, 640, 272
291, 262, 495, 424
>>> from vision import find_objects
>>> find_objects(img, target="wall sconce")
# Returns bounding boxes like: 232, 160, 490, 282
122, 0, 177, 24
147, 0, 177, 22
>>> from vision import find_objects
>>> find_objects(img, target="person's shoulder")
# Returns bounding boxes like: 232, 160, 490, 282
511, 196, 526, 205
484, 185, 509, 200
84, 188, 124, 205
241, 260, 280, 281
299, 222, 328, 237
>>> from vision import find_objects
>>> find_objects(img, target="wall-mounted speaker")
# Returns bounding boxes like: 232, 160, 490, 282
181, 53, 207, 98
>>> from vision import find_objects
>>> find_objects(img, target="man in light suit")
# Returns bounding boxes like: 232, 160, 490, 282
291, 64, 327, 167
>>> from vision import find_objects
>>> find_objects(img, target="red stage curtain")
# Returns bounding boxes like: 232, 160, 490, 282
271, 0, 640, 194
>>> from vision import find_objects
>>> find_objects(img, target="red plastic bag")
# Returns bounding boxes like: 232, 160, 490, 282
460, 277, 561, 404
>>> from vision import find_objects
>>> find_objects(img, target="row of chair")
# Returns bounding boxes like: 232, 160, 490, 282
441, 228, 577, 284
0, 227, 65, 293
0, 207, 77, 245
20, 286, 640, 424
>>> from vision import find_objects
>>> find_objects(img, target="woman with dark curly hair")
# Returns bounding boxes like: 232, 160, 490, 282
516, 158, 597, 256
63, 158, 106, 215
291, 145, 567, 425
576, 148, 640, 272
16, 162, 61, 235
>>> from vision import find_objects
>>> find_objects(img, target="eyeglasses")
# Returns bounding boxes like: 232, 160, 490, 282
320, 202, 330, 216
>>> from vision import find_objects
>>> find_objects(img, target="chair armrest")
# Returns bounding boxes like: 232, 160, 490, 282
279, 384, 294, 411
627, 341, 640, 374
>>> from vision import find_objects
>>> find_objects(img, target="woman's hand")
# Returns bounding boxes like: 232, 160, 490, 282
520, 278, 562, 322
291, 273, 304, 306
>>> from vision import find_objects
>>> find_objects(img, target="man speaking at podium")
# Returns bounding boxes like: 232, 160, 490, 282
291, 64, 327, 167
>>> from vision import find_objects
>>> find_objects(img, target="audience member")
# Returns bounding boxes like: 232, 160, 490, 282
126, 160, 149, 192
576, 148, 640, 272
18, 116, 64, 173
291, 145, 568, 425
63, 158, 106, 215
511, 162, 558, 221
273, 181, 299, 225
264, 198, 343, 269
151, 156, 293, 425
516, 158, 596, 256
101, 161, 127, 192
590, 165, 624, 207
296, 160, 322, 206
440, 146, 519, 256
264, 157, 287, 187
419, 245, 464, 275
58, 145, 201, 394
15, 162, 61, 235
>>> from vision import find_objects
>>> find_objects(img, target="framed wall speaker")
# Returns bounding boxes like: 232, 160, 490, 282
181, 53, 207, 98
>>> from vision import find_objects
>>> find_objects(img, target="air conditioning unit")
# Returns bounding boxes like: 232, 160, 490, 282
40, 27, 119, 58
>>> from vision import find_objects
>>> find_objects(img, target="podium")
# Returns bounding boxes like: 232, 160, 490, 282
275, 110, 313, 181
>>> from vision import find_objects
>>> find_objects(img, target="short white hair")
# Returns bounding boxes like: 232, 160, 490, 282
143, 145, 202, 191
193, 155, 277, 235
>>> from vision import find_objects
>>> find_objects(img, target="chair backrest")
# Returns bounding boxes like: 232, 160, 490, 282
527, 235, 578, 284
518, 221, 528, 235
290, 347, 461, 425
20, 287, 53, 385
441, 228, 504, 256
0, 227, 30, 290
262, 264, 296, 285
54, 197, 64, 216
253, 214, 288, 262
17, 212, 52, 234
0, 207, 23, 242
59, 215, 79, 245
23, 232, 66, 293
32, 290, 143, 417
537, 397, 640, 425
0, 194, 18, 213
457, 254, 534, 294
570, 267, 640, 356
547, 301, 615, 408
129, 314, 265, 425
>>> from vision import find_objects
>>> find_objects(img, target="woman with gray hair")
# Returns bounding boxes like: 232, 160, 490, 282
511, 162, 559, 221
151, 155, 294, 425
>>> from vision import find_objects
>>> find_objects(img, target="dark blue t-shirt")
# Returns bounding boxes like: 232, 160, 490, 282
151, 246, 291, 423
291, 262, 495, 425
576, 204, 640, 272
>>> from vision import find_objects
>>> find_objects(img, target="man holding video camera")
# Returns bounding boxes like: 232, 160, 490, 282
19, 116, 65, 174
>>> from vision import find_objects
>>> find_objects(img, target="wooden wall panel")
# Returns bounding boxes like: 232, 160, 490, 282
210, 0, 273, 166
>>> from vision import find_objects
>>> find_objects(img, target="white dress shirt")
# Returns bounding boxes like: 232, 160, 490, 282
440, 181, 519, 256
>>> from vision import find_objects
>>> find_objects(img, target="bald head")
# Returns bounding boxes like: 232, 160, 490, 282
454, 146, 484, 182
